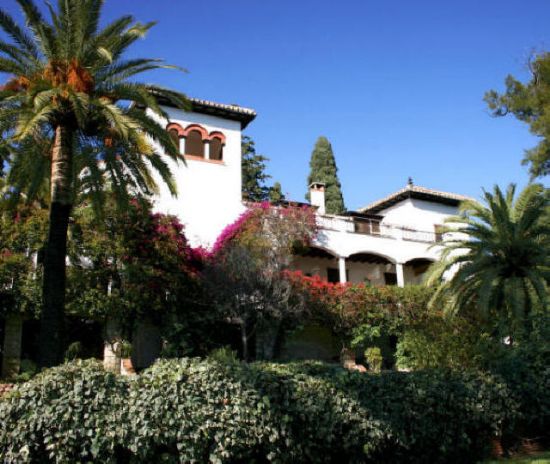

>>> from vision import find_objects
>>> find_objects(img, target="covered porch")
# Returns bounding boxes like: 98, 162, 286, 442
291, 247, 434, 287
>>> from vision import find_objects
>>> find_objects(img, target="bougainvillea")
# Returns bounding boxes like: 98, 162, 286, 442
67, 198, 201, 322
283, 270, 434, 340
202, 202, 319, 360
211, 201, 318, 260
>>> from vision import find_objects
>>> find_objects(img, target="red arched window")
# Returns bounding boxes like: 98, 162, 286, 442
185, 130, 204, 157
168, 128, 180, 149
209, 137, 223, 161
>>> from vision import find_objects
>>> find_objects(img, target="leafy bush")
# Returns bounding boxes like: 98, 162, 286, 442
364, 347, 383, 373
125, 357, 284, 463
0, 360, 128, 463
0, 358, 529, 463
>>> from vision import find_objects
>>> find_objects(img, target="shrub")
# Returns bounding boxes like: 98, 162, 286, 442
0, 360, 128, 463
0, 358, 526, 463
125, 357, 285, 463
364, 347, 383, 373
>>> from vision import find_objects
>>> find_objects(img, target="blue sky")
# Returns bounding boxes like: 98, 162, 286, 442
2, 0, 550, 209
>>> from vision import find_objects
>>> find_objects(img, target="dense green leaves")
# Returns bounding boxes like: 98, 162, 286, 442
0, 360, 127, 463
305, 136, 345, 214
485, 51, 550, 178
1, 357, 537, 463
241, 135, 285, 203
426, 183, 549, 338
0, 0, 188, 366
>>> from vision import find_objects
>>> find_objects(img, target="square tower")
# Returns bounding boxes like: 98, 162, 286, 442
149, 98, 256, 247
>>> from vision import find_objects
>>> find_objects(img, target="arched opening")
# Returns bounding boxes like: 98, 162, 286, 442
347, 252, 396, 285
291, 246, 340, 282
185, 130, 204, 157
168, 128, 180, 150
403, 257, 434, 284
209, 137, 223, 161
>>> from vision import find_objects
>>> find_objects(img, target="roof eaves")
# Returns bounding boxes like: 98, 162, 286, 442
358, 185, 472, 214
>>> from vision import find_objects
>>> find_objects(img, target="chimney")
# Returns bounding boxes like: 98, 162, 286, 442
309, 182, 326, 214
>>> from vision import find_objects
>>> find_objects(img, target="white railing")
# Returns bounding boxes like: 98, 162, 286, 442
317, 215, 440, 243
316, 215, 355, 233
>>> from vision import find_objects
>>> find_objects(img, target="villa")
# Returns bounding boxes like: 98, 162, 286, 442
152, 98, 470, 287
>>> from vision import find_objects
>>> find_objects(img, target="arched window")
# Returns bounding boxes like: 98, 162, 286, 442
168, 128, 180, 150
209, 137, 223, 161
185, 130, 204, 157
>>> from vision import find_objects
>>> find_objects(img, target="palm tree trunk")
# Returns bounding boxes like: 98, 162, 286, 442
38, 125, 74, 368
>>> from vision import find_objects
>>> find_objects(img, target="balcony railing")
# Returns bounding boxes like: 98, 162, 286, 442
317, 215, 442, 243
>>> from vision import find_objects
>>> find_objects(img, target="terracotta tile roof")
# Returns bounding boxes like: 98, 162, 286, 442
156, 95, 257, 129
359, 184, 472, 214
189, 98, 256, 117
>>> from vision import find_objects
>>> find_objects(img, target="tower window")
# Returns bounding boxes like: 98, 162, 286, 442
168, 129, 180, 150
209, 137, 223, 161
185, 130, 204, 157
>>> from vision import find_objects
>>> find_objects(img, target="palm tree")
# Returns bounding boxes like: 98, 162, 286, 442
0, 0, 187, 366
426, 184, 549, 337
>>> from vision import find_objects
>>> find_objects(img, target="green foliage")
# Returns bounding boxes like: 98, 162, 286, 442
426, 183, 549, 339
0, 0, 188, 366
485, 52, 550, 178
63, 341, 82, 362
241, 135, 272, 202
67, 199, 197, 320
0, 358, 533, 463
364, 347, 382, 373
269, 181, 285, 203
0, 0, 188, 211
394, 313, 497, 370
0, 360, 127, 463
0, 204, 47, 317
10, 359, 38, 383
241, 135, 285, 204
305, 136, 345, 214
490, 315, 550, 438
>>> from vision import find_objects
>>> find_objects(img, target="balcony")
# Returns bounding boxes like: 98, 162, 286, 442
316, 215, 442, 243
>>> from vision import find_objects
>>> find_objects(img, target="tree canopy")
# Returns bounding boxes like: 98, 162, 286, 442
426, 183, 549, 338
485, 52, 550, 178
242, 135, 285, 203
0, 0, 187, 366
306, 136, 345, 214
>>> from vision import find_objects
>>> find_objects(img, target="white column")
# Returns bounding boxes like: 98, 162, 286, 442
338, 256, 347, 283
396, 263, 405, 287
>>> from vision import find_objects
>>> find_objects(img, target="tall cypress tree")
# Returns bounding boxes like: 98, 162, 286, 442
306, 136, 345, 214
242, 136, 271, 202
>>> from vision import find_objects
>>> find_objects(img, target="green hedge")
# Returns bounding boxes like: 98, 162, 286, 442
0, 358, 539, 463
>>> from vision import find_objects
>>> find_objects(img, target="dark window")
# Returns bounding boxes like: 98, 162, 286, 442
209, 137, 223, 161
168, 129, 180, 149
327, 268, 340, 283
355, 219, 370, 234
327, 267, 348, 283
185, 130, 204, 157
384, 272, 397, 285
354, 218, 381, 235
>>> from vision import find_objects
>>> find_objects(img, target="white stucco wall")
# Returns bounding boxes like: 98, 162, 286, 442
292, 196, 461, 285
314, 227, 441, 265
149, 106, 245, 247
379, 198, 458, 231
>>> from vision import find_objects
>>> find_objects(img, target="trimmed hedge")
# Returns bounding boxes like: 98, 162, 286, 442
0, 358, 540, 463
